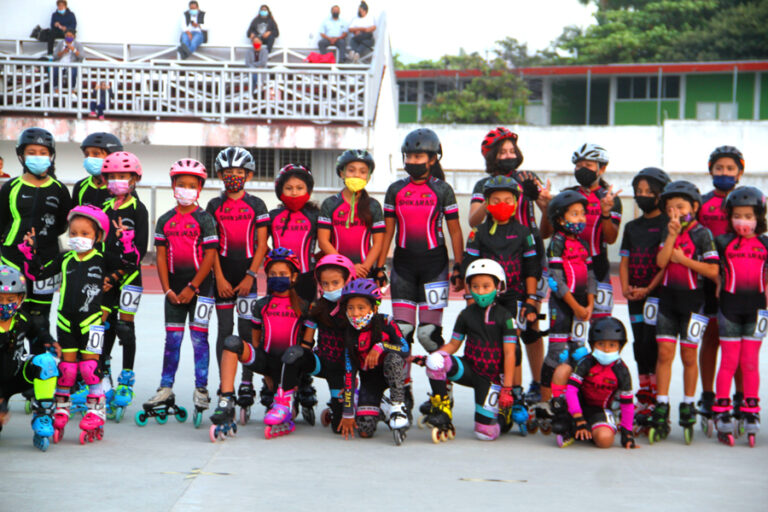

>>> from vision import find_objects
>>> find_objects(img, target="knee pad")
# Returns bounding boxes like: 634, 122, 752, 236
31, 352, 58, 380
395, 322, 414, 344
356, 410, 379, 438
417, 324, 444, 353
78, 359, 101, 385
57, 361, 78, 387
545, 342, 567, 368
540, 364, 555, 389
425, 351, 452, 380
474, 421, 500, 441
116, 320, 136, 346
222, 335, 244, 356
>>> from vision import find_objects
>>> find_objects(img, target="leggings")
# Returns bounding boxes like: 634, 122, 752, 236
628, 299, 658, 375
716, 309, 762, 408
160, 297, 210, 389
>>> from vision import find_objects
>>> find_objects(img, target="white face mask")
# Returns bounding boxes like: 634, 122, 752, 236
174, 187, 199, 206
69, 236, 94, 253
592, 349, 620, 366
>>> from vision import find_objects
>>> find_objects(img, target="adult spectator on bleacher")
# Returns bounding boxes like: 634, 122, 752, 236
318, 5, 348, 63
52, 28, 83, 93
30, 0, 77, 57
347, 1, 376, 63
245, 38, 269, 91
246, 5, 279, 53
177, 1, 206, 60
0, 157, 10, 179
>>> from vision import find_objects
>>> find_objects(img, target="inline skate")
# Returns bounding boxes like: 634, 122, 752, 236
70, 380, 89, 416
79, 395, 106, 444
530, 401, 554, 435
52, 392, 71, 443
380, 394, 409, 446
552, 396, 575, 447
499, 386, 529, 436
647, 402, 670, 444
192, 387, 210, 428
633, 387, 655, 436
296, 374, 317, 426
135, 387, 188, 426
424, 394, 454, 443
209, 393, 237, 442
259, 379, 275, 413
236, 381, 255, 425
321, 397, 343, 433
31, 399, 55, 451
108, 369, 135, 423
732, 392, 744, 437
697, 391, 715, 438
264, 388, 295, 439
742, 398, 760, 448
679, 402, 696, 445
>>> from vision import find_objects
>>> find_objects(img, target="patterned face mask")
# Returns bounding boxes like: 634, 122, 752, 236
347, 311, 374, 330
0, 302, 21, 320
222, 174, 246, 193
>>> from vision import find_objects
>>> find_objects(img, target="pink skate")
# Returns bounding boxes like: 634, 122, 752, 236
264, 388, 295, 439
53, 393, 71, 443
79, 395, 106, 444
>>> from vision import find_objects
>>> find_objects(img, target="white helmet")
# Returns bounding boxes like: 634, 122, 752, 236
464, 259, 506, 292
572, 143, 609, 165
215, 146, 256, 173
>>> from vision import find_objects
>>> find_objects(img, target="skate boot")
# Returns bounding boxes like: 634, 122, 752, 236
551, 396, 575, 447
697, 391, 715, 438
647, 402, 670, 444
110, 369, 135, 423
259, 379, 275, 413
524, 381, 541, 406
192, 387, 210, 428
31, 399, 55, 451
22, 387, 34, 415
136, 386, 188, 426
425, 394, 454, 443
321, 397, 344, 433
386, 398, 409, 446
264, 388, 295, 439
209, 393, 237, 442
742, 398, 760, 448
633, 387, 655, 435
52, 392, 71, 443
510, 386, 529, 436
78, 395, 106, 444
679, 402, 696, 445
70, 380, 89, 416
297, 374, 317, 426
531, 401, 554, 435
733, 391, 744, 437
236, 381, 255, 425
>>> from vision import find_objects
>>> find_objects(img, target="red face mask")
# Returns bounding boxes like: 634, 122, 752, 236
281, 193, 310, 212
486, 201, 517, 222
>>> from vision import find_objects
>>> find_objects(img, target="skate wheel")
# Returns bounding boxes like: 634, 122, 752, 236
80, 430, 88, 445
417, 415, 427, 429
519, 424, 528, 437
556, 434, 565, 447
240, 407, 250, 426
748, 433, 756, 447
540, 424, 552, 435
193, 411, 203, 429
648, 427, 658, 445
34, 435, 50, 452
393, 429, 404, 446
431, 427, 441, 444
303, 407, 316, 427
726, 434, 735, 446
209, 425, 219, 443
96, 428, 103, 441
106, 408, 117, 421
229, 423, 238, 436
25, 400, 32, 415
737, 420, 745, 438
320, 408, 331, 427
175, 407, 188, 423
53, 429, 62, 444
447, 427, 455, 440
115, 407, 125, 424
684, 427, 694, 445
526, 419, 538, 435
264, 426, 272, 439
703, 418, 714, 438
135, 411, 148, 426
156, 413, 168, 425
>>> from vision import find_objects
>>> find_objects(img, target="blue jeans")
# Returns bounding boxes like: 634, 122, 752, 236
51, 67, 77, 89
181, 31, 204, 53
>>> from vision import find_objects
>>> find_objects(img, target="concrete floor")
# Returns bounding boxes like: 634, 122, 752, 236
1, 296, 767, 511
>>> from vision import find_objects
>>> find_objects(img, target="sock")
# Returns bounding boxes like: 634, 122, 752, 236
656, 395, 669, 404
551, 384, 567, 398
683, 395, 695, 404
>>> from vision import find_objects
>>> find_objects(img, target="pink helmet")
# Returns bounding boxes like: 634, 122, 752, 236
170, 159, 207, 187
68, 204, 110, 238
315, 254, 356, 284
101, 151, 142, 177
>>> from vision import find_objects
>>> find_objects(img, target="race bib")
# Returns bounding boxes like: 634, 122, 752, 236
603, 408, 617, 428
193, 296, 215, 326
685, 313, 709, 345
86, 325, 105, 355
236, 294, 258, 320
33, 273, 62, 295
753, 309, 768, 339
483, 383, 501, 415
424, 281, 449, 311
594, 282, 614, 313
643, 297, 659, 326
536, 271, 550, 299
119, 285, 143, 314
516, 301, 527, 330
571, 319, 589, 344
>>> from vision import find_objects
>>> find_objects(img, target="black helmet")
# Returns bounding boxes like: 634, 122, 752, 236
483, 175, 521, 199
80, 132, 123, 154
660, 180, 702, 209
336, 149, 375, 176
725, 186, 766, 217
16, 127, 55, 159
547, 190, 587, 225
708, 145, 744, 171
632, 167, 671, 192
215, 146, 256, 174
588, 316, 627, 349
401, 128, 442, 160
274, 164, 313, 199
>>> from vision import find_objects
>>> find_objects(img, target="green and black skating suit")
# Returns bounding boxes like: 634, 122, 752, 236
72, 176, 110, 207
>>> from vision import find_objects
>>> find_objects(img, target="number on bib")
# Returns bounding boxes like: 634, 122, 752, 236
193, 296, 215, 326
119, 285, 143, 314
571, 319, 588, 343
685, 313, 709, 345
86, 325, 105, 355
236, 294, 258, 320
424, 281, 449, 310
753, 309, 768, 339
483, 383, 501, 414
33, 274, 61, 295
595, 282, 614, 313
536, 272, 550, 300
643, 297, 659, 326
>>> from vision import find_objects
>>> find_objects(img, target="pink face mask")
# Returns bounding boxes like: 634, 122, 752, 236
732, 218, 757, 236
174, 186, 199, 206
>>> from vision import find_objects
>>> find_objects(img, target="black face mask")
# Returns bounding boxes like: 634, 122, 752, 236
635, 196, 658, 214
497, 158, 521, 174
404, 163, 429, 180
575, 166, 598, 188
332, 11, 340, 19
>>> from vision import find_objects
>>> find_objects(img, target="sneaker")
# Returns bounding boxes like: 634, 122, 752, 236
89, 111, 96, 117
98, 115, 105, 120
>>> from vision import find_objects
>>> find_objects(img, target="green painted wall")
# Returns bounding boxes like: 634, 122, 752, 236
551, 79, 586, 125
684, 73, 755, 119
614, 100, 679, 125
398, 104, 417, 123
761, 74, 768, 120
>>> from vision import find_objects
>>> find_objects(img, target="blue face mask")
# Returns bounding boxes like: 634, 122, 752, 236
189, 9, 198, 15
260, 9, 269, 16
57, 9, 66, 14
592, 349, 620, 366
25, 155, 51, 176
323, 288, 343, 302
0, 302, 21, 321
267, 276, 291, 293
712, 174, 737, 192
562, 221, 586, 235
83, 157, 104, 176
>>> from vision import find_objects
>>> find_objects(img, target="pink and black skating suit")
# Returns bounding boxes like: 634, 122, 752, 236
566, 355, 634, 432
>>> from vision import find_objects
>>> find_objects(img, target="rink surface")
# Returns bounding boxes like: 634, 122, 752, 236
2, 295, 767, 512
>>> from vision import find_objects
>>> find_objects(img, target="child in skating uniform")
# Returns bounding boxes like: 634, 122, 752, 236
537, 190, 596, 428
144, 159, 218, 422
205, 147, 269, 411
212, 248, 309, 439
99, 151, 148, 419
619, 167, 670, 429
649, 181, 719, 444
20, 205, 137, 443
697, 146, 746, 422
712, 186, 767, 446
424, 259, 517, 441
72, 132, 123, 206
0, 266, 59, 451
318, 150, 385, 282
338, 279, 410, 440
550, 316, 636, 449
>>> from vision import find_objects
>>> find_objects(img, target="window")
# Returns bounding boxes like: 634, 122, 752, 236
422, 80, 436, 102
397, 81, 418, 103
617, 75, 680, 99
278, 149, 312, 170
526, 78, 543, 101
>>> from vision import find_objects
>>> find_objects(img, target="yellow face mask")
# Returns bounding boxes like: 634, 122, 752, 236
344, 177, 367, 193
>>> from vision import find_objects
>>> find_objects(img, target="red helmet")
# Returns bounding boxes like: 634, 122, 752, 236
102, 151, 142, 177
68, 204, 110, 238
481, 127, 518, 157
170, 159, 207, 187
